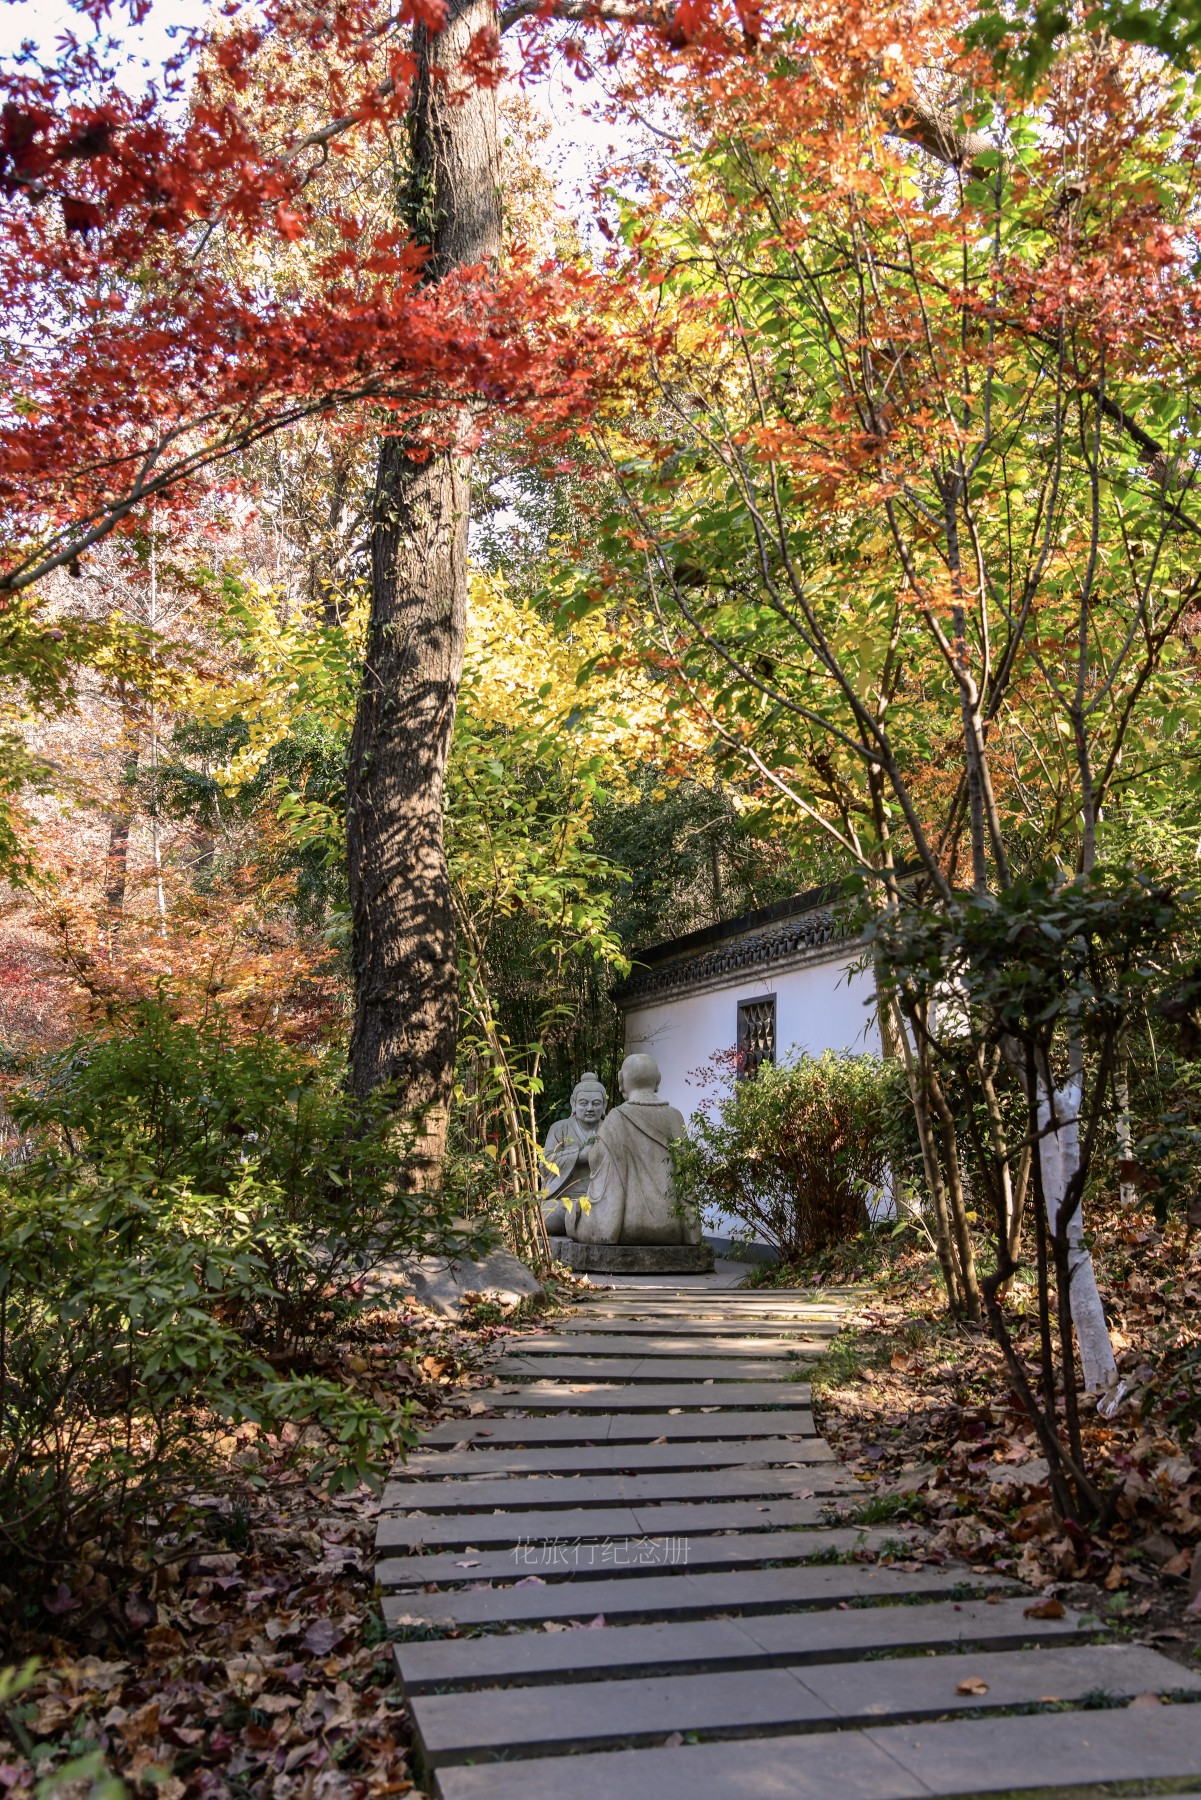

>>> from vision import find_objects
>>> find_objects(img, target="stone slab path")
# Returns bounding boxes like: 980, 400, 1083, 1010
376, 1275, 1201, 1798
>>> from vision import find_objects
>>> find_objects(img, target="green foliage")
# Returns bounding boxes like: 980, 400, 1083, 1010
872, 868, 1189, 1068
0, 597, 167, 886
0, 1009, 480, 1584
671, 1051, 902, 1261
591, 768, 813, 951
162, 710, 351, 929
969, 0, 1201, 85
12, 1009, 478, 1325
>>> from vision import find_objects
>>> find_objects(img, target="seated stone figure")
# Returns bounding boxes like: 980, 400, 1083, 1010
567, 1053, 701, 1247
540, 1072, 608, 1237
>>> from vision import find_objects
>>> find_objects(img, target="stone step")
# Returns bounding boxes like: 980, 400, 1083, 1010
564, 1315, 840, 1329
377, 1523, 924, 1589
492, 1356, 807, 1382
419, 1411, 819, 1446
394, 1595, 1089, 1692
378, 1284, 1201, 1800
413, 1643, 1196, 1767
382, 1464, 849, 1514
382, 1559, 1002, 1629
572, 1302, 845, 1318
509, 1334, 825, 1356
540, 1317, 842, 1332
432, 1703, 1201, 1800
545, 1319, 840, 1337
377, 1495, 841, 1553
483, 1381, 812, 1411
405, 1437, 837, 1478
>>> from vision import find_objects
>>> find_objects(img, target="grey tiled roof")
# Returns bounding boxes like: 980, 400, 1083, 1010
613, 885, 856, 1006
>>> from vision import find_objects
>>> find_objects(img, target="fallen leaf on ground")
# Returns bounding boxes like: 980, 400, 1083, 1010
1024, 1598, 1066, 1619
956, 1677, 989, 1695
301, 1617, 348, 1655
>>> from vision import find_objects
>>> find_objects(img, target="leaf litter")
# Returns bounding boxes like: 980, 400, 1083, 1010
0, 1293, 549, 1798
781, 1201, 1201, 1672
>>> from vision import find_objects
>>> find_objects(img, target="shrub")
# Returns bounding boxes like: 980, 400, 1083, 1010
671, 1050, 900, 1262
0, 1007, 480, 1589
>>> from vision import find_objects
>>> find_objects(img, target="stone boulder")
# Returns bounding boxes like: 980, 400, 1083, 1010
380, 1248, 544, 1320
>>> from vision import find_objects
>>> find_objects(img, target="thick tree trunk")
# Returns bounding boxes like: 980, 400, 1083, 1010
346, 445, 470, 1143
345, 0, 501, 1166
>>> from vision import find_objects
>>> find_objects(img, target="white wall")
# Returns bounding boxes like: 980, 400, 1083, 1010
623, 950, 880, 1244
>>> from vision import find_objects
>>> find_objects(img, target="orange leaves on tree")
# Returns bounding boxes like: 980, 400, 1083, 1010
0, 0, 627, 597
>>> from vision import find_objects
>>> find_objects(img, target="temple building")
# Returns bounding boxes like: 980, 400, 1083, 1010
613, 883, 882, 1257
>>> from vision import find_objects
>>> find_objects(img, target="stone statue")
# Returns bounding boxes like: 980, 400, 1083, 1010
567, 1053, 700, 1247
540, 1072, 608, 1237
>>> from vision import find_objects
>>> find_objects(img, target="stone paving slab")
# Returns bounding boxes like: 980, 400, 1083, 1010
483, 1381, 813, 1410
433, 1707, 1201, 1800
867, 1707, 1201, 1796
565, 1315, 839, 1330
568, 1313, 841, 1323
420, 1410, 819, 1445
572, 1296, 846, 1310
382, 1559, 1001, 1628
404, 1437, 836, 1477
377, 1494, 839, 1551
546, 1318, 840, 1337
436, 1725, 931, 1800
511, 1334, 823, 1355
382, 1464, 849, 1513
412, 1643, 1195, 1766
798, 1641, 1201, 1717
493, 1356, 799, 1382
378, 1525, 925, 1589
489, 1353, 799, 1382
412, 1666, 837, 1763
393, 1596, 1089, 1691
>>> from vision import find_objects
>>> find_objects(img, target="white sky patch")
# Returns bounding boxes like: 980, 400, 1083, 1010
1, 0, 623, 217
1, 0, 214, 95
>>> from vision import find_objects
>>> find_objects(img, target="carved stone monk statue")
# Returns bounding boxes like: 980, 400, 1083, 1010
540, 1072, 608, 1237
567, 1053, 701, 1247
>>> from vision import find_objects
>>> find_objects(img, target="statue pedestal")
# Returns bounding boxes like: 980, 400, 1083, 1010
555, 1241, 715, 1274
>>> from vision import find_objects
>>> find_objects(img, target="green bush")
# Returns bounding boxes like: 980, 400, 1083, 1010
671, 1051, 900, 1261
0, 1008, 480, 1589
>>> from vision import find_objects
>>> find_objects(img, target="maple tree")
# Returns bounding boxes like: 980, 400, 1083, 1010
0, 0, 605, 596
548, 0, 1201, 1507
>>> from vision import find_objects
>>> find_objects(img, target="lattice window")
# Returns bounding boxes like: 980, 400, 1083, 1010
737, 995, 777, 1080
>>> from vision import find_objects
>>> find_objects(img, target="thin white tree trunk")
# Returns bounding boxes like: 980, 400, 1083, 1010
1114, 1058, 1138, 1207
1037, 1078, 1122, 1411
148, 503, 167, 939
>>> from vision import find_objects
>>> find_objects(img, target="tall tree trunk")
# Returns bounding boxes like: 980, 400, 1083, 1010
345, 0, 502, 1171
104, 701, 139, 938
